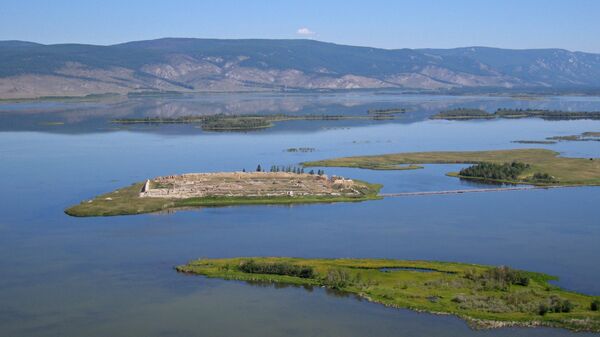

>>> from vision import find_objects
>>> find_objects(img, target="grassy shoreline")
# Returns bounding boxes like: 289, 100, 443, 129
176, 257, 600, 332
303, 149, 600, 186
65, 180, 382, 217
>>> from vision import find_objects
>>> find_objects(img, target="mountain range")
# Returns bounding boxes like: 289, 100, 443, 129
2, 38, 600, 99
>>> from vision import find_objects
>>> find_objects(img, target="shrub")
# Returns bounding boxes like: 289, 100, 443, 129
543, 296, 574, 313
452, 294, 467, 303
538, 303, 549, 316
528, 172, 558, 184
323, 268, 351, 289
590, 299, 600, 311
238, 260, 314, 278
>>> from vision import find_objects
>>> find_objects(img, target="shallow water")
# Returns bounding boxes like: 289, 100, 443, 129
0, 93, 599, 336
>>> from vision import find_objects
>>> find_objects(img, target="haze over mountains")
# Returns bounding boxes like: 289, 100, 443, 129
2, 38, 600, 99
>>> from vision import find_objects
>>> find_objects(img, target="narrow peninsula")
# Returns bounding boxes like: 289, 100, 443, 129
176, 257, 600, 332
303, 149, 600, 186
65, 172, 381, 217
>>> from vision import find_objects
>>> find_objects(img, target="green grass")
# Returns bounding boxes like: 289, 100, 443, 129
303, 149, 600, 186
65, 180, 382, 217
176, 257, 600, 332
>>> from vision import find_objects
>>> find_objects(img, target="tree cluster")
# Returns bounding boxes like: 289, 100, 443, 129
538, 296, 574, 315
238, 260, 314, 279
459, 162, 529, 181
465, 266, 530, 291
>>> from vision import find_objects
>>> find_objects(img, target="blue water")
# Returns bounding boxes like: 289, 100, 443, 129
0, 93, 599, 337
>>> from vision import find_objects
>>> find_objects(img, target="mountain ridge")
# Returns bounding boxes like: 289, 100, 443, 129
2, 38, 600, 99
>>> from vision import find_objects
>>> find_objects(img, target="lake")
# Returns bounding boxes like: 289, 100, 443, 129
0, 92, 599, 336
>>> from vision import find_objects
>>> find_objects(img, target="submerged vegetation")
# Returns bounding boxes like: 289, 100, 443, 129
303, 149, 600, 186
431, 108, 600, 120
176, 257, 600, 332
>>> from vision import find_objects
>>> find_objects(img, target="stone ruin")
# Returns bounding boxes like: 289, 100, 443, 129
138, 172, 361, 199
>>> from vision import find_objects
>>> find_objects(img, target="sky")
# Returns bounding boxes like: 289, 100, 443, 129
2, 0, 600, 53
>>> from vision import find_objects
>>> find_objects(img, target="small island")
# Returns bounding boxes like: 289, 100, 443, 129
176, 257, 600, 332
431, 108, 600, 120
112, 112, 398, 132
547, 131, 600, 142
65, 172, 381, 217
303, 149, 600, 186
367, 107, 407, 115
430, 108, 495, 120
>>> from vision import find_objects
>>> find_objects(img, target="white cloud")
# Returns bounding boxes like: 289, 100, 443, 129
296, 27, 316, 36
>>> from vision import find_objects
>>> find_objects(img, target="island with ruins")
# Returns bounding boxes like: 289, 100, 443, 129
65, 171, 382, 217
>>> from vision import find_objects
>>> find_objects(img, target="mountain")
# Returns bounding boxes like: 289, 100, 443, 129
1, 38, 600, 99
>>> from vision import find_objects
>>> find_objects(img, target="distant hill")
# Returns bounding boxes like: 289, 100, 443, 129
1, 38, 600, 99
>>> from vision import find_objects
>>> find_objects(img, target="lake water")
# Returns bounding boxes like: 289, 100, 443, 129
0, 92, 599, 336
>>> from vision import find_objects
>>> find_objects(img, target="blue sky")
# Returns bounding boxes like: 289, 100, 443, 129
2, 0, 599, 52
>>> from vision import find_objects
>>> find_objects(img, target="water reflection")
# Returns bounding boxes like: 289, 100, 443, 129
3, 92, 600, 134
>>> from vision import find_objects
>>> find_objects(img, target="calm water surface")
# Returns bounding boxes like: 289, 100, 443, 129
0, 93, 599, 336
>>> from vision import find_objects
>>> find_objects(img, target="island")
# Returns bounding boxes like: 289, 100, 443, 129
431, 108, 600, 120
367, 107, 407, 115
430, 108, 495, 120
547, 131, 600, 142
511, 140, 557, 144
176, 257, 600, 332
303, 149, 600, 186
65, 172, 381, 217
112, 112, 399, 132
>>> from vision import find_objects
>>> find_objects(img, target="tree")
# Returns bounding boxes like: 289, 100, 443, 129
256, 164, 262, 172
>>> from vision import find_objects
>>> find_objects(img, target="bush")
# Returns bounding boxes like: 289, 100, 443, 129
591, 299, 600, 311
542, 296, 574, 314
528, 172, 558, 184
323, 268, 351, 289
238, 260, 314, 278
538, 303, 549, 316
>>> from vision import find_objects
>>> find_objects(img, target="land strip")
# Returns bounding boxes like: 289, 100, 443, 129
431, 108, 600, 120
380, 185, 579, 197
303, 149, 600, 186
